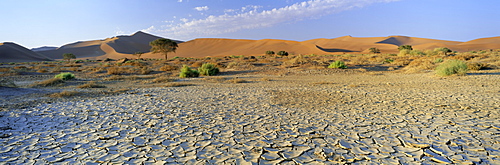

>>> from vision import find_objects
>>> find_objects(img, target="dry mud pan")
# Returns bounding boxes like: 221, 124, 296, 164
1, 72, 499, 164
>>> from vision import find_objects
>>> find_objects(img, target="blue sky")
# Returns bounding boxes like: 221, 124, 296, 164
2, 0, 499, 48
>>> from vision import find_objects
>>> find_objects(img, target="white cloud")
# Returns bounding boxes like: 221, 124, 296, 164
194, 6, 209, 11
145, 0, 399, 40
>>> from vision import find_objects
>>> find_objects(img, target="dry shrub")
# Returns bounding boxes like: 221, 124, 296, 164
78, 81, 106, 88
43, 64, 58, 67
48, 90, 78, 98
104, 75, 143, 81
68, 67, 80, 72
191, 61, 204, 67
0, 68, 11, 72
406, 59, 436, 70
449, 54, 478, 61
107, 67, 128, 75
139, 67, 153, 75
13, 66, 27, 69
391, 57, 412, 66
123, 61, 146, 67
37, 68, 49, 73
283, 55, 311, 66
467, 62, 489, 70
64, 64, 82, 67
160, 65, 178, 71
51, 66, 62, 73
164, 82, 195, 87
33, 78, 65, 87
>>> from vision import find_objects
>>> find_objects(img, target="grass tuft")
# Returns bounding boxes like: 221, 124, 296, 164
435, 60, 468, 76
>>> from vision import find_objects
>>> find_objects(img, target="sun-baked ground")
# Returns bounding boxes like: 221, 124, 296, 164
0, 53, 499, 164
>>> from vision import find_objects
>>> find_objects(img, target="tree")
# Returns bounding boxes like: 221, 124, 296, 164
150, 38, 178, 60
265, 50, 275, 56
398, 45, 413, 51
277, 51, 289, 56
369, 47, 381, 53
133, 52, 144, 59
62, 53, 76, 62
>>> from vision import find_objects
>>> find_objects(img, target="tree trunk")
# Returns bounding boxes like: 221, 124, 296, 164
164, 53, 168, 60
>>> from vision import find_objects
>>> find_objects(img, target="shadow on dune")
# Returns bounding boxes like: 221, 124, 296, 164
315, 45, 357, 53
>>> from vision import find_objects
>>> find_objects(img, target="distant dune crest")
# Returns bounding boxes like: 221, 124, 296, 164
1, 32, 500, 62
0, 42, 53, 62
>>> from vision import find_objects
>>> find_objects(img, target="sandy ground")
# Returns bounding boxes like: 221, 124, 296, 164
0, 71, 499, 164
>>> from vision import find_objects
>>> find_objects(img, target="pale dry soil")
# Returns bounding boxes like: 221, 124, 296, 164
1, 71, 499, 164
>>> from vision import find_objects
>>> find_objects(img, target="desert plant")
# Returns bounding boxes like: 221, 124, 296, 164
78, 81, 106, 88
328, 61, 347, 69
435, 60, 468, 76
164, 82, 195, 87
434, 47, 453, 55
398, 45, 413, 51
198, 63, 219, 76
160, 65, 178, 71
33, 78, 65, 87
133, 52, 144, 59
265, 51, 275, 56
434, 58, 444, 63
179, 65, 199, 78
48, 90, 77, 97
398, 49, 411, 56
62, 53, 76, 62
54, 72, 75, 80
467, 62, 489, 70
410, 50, 425, 56
150, 38, 178, 60
277, 51, 289, 56
369, 48, 381, 53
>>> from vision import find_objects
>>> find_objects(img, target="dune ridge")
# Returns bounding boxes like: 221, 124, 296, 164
0, 42, 53, 62
37, 31, 181, 60
3, 31, 500, 62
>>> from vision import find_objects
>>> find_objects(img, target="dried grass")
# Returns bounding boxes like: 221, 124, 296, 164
164, 82, 195, 87
48, 90, 78, 98
33, 78, 65, 87
77, 81, 106, 88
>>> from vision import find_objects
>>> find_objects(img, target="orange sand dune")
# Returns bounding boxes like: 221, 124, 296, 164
0, 42, 53, 62
37, 31, 178, 60
171, 38, 325, 58
4, 32, 500, 62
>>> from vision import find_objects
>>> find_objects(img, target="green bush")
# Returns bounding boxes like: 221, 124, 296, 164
265, 51, 275, 56
435, 60, 468, 76
277, 51, 289, 56
198, 63, 219, 76
54, 72, 75, 80
398, 45, 413, 51
434, 58, 443, 63
179, 65, 199, 78
369, 47, 380, 53
328, 61, 347, 69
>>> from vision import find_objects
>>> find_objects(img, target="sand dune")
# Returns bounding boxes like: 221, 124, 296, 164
37, 31, 180, 60
4, 32, 500, 62
172, 38, 325, 58
0, 42, 53, 62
